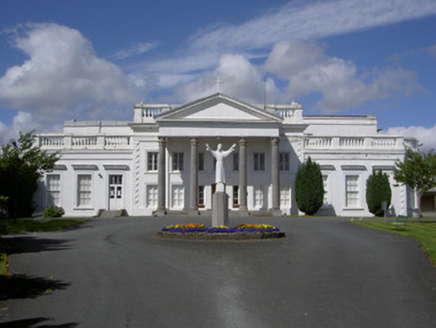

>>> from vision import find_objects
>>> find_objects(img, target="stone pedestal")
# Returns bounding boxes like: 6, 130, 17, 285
212, 191, 229, 227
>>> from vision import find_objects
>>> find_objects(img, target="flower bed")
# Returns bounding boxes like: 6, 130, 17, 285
158, 223, 285, 240
161, 223, 280, 233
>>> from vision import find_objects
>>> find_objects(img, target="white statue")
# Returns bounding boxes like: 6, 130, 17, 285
206, 143, 236, 186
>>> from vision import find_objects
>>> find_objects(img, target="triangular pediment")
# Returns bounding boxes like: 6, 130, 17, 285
155, 93, 282, 123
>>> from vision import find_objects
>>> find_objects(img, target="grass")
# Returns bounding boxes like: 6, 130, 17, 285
0, 218, 85, 276
0, 253, 7, 275
352, 220, 436, 264
2, 218, 85, 233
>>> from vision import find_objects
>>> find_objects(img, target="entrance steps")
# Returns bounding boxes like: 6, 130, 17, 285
96, 209, 128, 218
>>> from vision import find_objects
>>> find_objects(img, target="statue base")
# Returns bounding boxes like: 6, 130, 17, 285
212, 191, 229, 227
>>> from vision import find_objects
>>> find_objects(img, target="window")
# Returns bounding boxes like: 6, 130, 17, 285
233, 186, 239, 207
47, 174, 61, 206
146, 185, 158, 208
198, 186, 205, 207
172, 152, 184, 171
254, 153, 265, 171
279, 152, 290, 171
323, 175, 329, 204
233, 152, 239, 171
77, 174, 92, 207
198, 152, 204, 171
172, 185, 184, 208
147, 152, 158, 171
254, 186, 264, 208
346, 176, 359, 207
280, 186, 290, 207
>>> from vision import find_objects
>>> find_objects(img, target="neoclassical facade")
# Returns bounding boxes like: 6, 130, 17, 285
34, 92, 418, 217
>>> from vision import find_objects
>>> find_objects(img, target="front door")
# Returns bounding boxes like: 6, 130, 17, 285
109, 175, 123, 210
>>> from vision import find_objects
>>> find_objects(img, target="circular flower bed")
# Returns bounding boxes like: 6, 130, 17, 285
161, 223, 280, 233
158, 223, 285, 240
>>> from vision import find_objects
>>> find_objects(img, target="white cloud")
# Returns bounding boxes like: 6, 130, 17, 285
190, 0, 436, 52
386, 125, 436, 152
0, 23, 143, 125
175, 54, 279, 104
429, 44, 436, 58
137, 0, 433, 105
263, 41, 422, 112
110, 42, 158, 60
0, 111, 47, 146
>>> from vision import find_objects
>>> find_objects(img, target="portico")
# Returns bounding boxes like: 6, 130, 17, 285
152, 93, 284, 216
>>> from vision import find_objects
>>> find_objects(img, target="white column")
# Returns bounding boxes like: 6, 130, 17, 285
239, 138, 249, 216
156, 137, 166, 216
189, 138, 199, 215
271, 137, 281, 216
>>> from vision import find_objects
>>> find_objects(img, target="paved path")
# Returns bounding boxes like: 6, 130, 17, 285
1, 217, 436, 328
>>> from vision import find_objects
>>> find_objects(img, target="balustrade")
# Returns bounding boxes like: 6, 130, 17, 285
305, 136, 402, 150
275, 109, 295, 119
339, 137, 364, 148
37, 135, 132, 150
305, 137, 332, 149
143, 108, 162, 118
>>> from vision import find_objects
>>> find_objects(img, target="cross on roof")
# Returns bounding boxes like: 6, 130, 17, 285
215, 77, 222, 93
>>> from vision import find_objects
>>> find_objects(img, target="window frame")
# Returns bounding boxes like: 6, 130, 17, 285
46, 174, 61, 207
172, 152, 184, 171
76, 174, 93, 208
146, 184, 158, 208
253, 152, 265, 171
279, 152, 290, 171
147, 152, 159, 171
345, 175, 360, 208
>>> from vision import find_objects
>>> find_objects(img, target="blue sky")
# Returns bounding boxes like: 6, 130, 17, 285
1, 0, 436, 150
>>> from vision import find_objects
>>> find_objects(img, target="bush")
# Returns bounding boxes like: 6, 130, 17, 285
366, 170, 392, 217
44, 205, 65, 218
295, 157, 324, 215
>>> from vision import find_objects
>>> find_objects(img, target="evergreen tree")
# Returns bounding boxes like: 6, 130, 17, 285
0, 132, 59, 219
295, 157, 324, 215
366, 169, 392, 217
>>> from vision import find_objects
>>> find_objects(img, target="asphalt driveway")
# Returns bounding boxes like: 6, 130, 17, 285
1, 217, 436, 328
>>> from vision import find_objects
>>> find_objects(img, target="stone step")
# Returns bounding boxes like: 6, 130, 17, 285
96, 209, 128, 218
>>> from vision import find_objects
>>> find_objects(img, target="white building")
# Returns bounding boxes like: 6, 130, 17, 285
34, 92, 418, 217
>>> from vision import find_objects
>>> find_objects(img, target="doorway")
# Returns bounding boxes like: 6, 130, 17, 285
109, 175, 123, 210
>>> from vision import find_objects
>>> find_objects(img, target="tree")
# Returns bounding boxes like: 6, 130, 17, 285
366, 169, 392, 217
295, 156, 324, 215
0, 132, 59, 219
394, 148, 436, 218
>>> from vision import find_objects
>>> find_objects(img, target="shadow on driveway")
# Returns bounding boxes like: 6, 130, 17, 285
0, 274, 69, 301
0, 317, 78, 327
0, 237, 73, 255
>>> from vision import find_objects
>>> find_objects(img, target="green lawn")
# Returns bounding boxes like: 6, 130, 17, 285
2, 219, 85, 234
0, 219, 85, 276
352, 220, 436, 264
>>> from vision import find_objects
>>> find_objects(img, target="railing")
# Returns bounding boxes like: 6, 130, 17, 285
143, 108, 162, 118
40, 136, 64, 148
305, 137, 332, 149
275, 109, 295, 119
37, 135, 132, 150
105, 136, 131, 148
340, 137, 364, 148
305, 136, 402, 150
72, 136, 97, 147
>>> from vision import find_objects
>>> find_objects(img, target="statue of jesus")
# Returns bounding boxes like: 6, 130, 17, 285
206, 143, 236, 185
